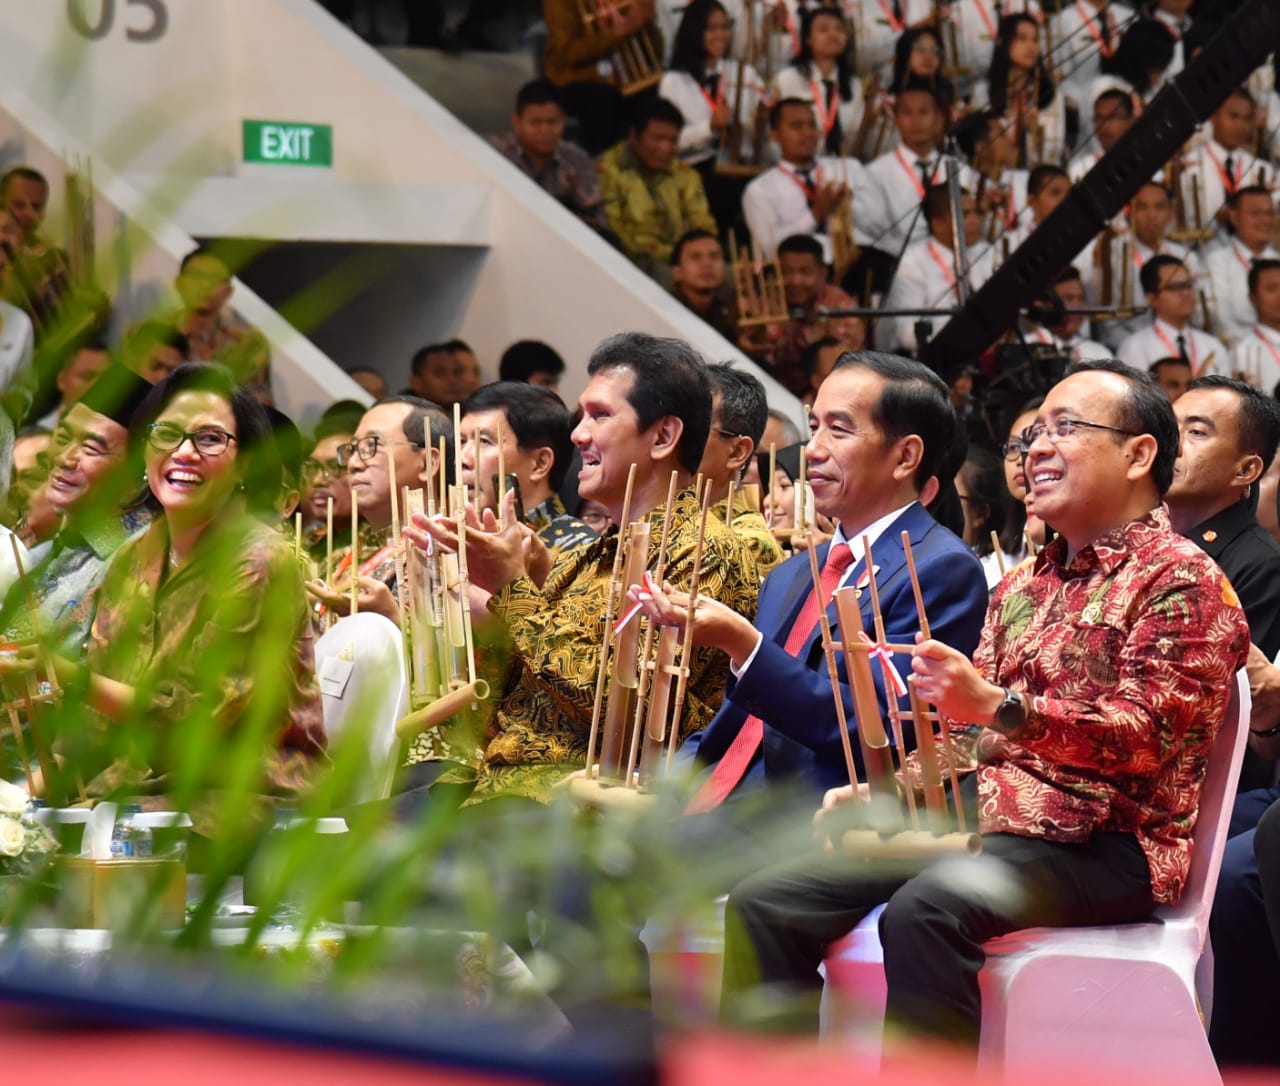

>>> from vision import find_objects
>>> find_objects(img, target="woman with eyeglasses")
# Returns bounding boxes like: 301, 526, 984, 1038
39, 363, 325, 806
1001, 396, 1048, 561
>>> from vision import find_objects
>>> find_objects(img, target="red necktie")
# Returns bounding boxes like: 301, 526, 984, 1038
685, 542, 856, 814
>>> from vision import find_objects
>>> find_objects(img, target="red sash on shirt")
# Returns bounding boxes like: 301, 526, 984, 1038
1075, 1, 1113, 60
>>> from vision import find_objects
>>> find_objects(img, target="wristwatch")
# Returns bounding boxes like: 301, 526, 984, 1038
994, 687, 1026, 732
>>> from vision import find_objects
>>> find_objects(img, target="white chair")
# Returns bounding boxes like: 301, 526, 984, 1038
313, 612, 409, 805
821, 668, 1251, 1083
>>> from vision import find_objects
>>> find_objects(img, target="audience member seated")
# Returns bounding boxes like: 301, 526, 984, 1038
0, 167, 70, 323
32, 339, 110, 429
669, 228, 737, 342
1231, 258, 1280, 392
408, 342, 469, 408
492, 79, 610, 233
798, 335, 848, 407
889, 27, 955, 118
0, 365, 153, 651
863, 86, 947, 260
741, 234, 862, 398
955, 109, 1026, 242
1118, 254, 1227, 373
771, 6, 864, 159
880, 186, 994, 353
1000, 396, 1045, 559
299, 414, 361, 565
1090, 18, 1175, 122
540, 0, 653, 155
598, 96, 718, 282
307, 395, 450, 622
636, 351, 987, 809
719, 359, 1249, 1047
1051, 0, 1121, 116
406, 333, 760, 808
696, 362, 783, 575
1149, 357, 1193, 403
1204, 186, 1280, 348
0, 283, 35, 398
120, 321, 190, 384
1068, 88, 1136, 184
170, 248, 263, 396
346, 366, 388, 400
659, 0, 763, 229
458, 380, 597, 556
956, 444, 1017, 588
742, 98, 879, 264
1179, 87, 1272, 236
1001, 163, 1072, 250
972, 14, 1066, 167
446, 338, 483, 400
43, 363, 326, 805
1022, 267, 1109, 362
498, 339, 565, 391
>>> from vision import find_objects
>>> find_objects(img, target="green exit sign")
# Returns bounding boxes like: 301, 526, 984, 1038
242, 120, 332, 167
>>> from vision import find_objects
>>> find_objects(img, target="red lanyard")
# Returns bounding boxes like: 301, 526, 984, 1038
1205, 145, 1241, 195
970, 0, 996, 41
896, 148, 929, 197
1153, 324, 1197, 367
1254, 329, 1280, 369
784, 5, 800, 54
700, 66, 727, 114
927, 240, 958, 299
781, 161, 824, 201
875, 0, 904, 33
1075, 2, 1113, 60
1231, 240, 1255, 274
332, 541, 395, 583
810, 77, 841, 136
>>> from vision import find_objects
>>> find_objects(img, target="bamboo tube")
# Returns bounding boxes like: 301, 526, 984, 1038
584, 464, 639, 775
625, 471, 680, 786
3, 696, 34, 794
600, 520, 651, 781
807, 533, 860, 790
325, 496, 335, 629
395, 679, 490, 740
496, 415, 507, 528
767, 442, 777, 528
990, 530, 1007, 577
349, 490, 359, 616
831, 600, 898, 805
901, 530, 967, 831
908, 675, 949, 821
386, 448, 412, 675
294, 511, 302, 561
637, 624, 681, 791
665, 479, 715, 767
862, 534, 917, 828
7, 538, 57, 791
796, 445, 809, 531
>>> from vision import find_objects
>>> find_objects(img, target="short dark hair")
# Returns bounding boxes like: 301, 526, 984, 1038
0, 166, 48, 201
706, 362, 768, 452
1066, 358, 1179, 494
178, 244, 229, 276
1229, 184, 1275, 212
777, 233, 824, 262
122, 320, 190, 363
894, 83, 941, 113
314, 399, 366, 441
130, 362, 279, 516
958, 446, 1010, 558
1133, 179, 1172, 204
515, 79, 562, 114
444, 338, 474, 356
463, 381, 576, 490
1094, 88, 1135, 119
1139, 253, 1185, 296
586, 333, 712, 474
1027, 164, 1070, 198
769, 96, 813, 131
374, 393, 454, 477
266, 406, 305, 492
1053, 265, 1082, 286
800, 336, 843, 379
1224, 84, 1256, 110
410, 343, 455, 377
499, 340, 565, 383
829, 351, 956, 490
632, 96, 684, 134
1187, 375, 1280, 473
1149, 357, 1191, 378
670, 228, 721, 267
1249, 258, 1280, 295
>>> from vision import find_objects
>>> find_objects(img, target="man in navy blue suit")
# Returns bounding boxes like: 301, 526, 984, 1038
635, 350, 989, 809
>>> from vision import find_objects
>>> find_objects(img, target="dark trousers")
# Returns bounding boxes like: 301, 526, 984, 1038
1211, 789, 1280, 1066
722, 830, 1154, 1047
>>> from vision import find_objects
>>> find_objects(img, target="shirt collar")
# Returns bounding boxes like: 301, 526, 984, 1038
1039, 505, 1171, 577
1256, 323, 1280, 345
1185, 500, 1256, 558
1154, 315, 1189, 339
832, 501, 919, 557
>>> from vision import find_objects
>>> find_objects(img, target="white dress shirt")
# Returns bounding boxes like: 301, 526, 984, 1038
743, 156, 881, 261
1021, 323, 1111, 363
659, 61, 765, 165
1151, 8, 1188, 78
880, 236, 996, 352
864, 144, 945, 257
1230, 324, 1280, 394
1116, 316, 1227, 373
945, 0, 1042, 89
0, 299, 34, 398
839, 0, 934, 81
1087, 235, 1199, 349
1051, 1, 1132, 111
1204, 238, 1280, 347
773, 65, 866, 159
1180, 140, 1272, 236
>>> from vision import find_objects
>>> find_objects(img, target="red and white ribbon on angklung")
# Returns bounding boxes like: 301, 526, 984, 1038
614, 570, 659, 633
868, 642, 909, 698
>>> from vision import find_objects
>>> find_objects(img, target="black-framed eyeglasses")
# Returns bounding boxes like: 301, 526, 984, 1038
146, 422, 237, 457
1023, 417, 1140, 446
303, 457, 343, 483
335, 434, 424, 468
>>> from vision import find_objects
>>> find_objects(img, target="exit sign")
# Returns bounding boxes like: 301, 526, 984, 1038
242, 120, 333, 167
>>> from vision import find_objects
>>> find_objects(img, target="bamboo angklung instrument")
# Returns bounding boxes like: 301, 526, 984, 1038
807, 530, 860, 791
324, 497, 335, 631
766, 441, 777, 530
831, 587, 897, 802
495, 416, 508, 529
583, 464, 639, 778
386, 445, 413, 678
829, 159, 859, 284
577, 0, 664, 97
990, 530, 1008, 578
6, 537, 63, 797
349, 490, 360, 616
598, 516, 652, 781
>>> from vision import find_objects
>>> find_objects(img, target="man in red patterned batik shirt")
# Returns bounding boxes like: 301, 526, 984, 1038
720, 358, 1251, 1052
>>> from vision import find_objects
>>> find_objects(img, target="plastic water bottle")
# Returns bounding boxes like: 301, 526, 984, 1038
109, 803, 153, 858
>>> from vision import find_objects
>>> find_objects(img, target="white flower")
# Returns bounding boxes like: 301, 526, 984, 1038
0, 816, 25, 857
0, 778, 27, 817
